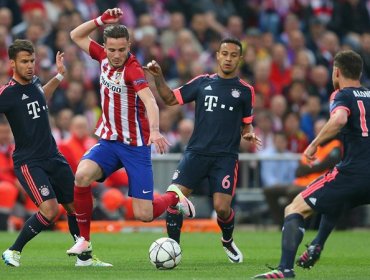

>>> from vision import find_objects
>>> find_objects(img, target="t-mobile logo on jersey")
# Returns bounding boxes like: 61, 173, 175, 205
27, 101, 41, 119
204, 95, 218, 111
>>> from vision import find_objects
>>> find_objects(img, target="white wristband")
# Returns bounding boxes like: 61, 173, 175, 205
55, 73, 64, 81
94, 16, 104, 27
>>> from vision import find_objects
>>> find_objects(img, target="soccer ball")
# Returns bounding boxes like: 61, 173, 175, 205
149, 237, 182, 269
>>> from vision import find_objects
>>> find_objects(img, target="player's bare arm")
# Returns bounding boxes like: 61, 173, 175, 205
144, 60, 178, 106
42, 51, 65, 99
70, 8, 123, 53
137, 87, 170, 154
304, 108, 348, 163
242, 124, 262, 149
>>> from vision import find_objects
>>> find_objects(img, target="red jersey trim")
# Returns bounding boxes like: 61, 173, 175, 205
331, 106, 350, 117
173, 89, 184, 105
243, 116, 253, 124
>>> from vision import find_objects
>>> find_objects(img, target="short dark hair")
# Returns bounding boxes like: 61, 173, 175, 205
334, 50, 363, 80
103, 25, 130, 43
219, 38, 242, 56
8, 39, 34, 60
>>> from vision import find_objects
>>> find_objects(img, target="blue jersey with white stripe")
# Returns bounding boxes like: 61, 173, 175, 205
0, 77, 58, 167
330, 86, 370, 173
174, 74, 254, 156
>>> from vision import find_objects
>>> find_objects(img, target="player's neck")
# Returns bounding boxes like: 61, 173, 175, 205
217, 72, 237, 79
12, 75, 31, 85
339, 79, 361, 89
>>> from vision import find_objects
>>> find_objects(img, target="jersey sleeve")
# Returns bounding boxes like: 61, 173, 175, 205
329, 89, 351, 116
242, 84, 255, 124
0, 85, 14, 113
173, 76, 204, 105
124, 60, 149, 92
89, 40, 105, 62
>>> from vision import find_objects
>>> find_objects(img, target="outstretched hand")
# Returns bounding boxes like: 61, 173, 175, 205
55, 51, 65, 76
242, 132, 262, 150
149, 130, 170, 154
143, 60, 163, 77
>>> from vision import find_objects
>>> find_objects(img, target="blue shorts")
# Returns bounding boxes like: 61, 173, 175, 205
171, 151, 239, 196
82, 139, 154, 200
302, 167, 370, 216
14, 153, 74, 206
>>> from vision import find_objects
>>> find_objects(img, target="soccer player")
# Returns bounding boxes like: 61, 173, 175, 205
0, 39, 109, 267
67, 8, 194, 257
145, 38, 261, 263
253, 50, 370, 278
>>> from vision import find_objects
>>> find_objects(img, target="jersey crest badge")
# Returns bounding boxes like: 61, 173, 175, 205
231, 89, 241, 98
172, 170, 180, 180
114, 72, 122, 84
40, 185, 50, 196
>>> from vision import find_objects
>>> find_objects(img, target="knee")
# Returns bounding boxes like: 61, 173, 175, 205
75, 170, 92, 187
40, 205, 60, 222
214, 204, 231, 220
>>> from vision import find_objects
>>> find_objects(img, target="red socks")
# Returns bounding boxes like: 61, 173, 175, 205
152, 192, 178, 219
74, 186, 92, 241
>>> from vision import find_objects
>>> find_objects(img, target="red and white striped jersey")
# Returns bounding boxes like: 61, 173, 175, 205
89, 41, 150, 146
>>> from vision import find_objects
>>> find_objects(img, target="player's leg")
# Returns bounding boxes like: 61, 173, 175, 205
166, 185, 192, 243
119, 144, 191, 221
165, 152, 206, 243
3, 164, 59, 267
254, 168, 346, 278
296, 213, 337, 269
67, 140, 120, 255
210, 156, 242, 263
253, 193, 312, 278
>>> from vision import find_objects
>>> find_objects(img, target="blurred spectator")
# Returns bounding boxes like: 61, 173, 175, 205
224, 15, 245, 41
0, 7, 14, 34
300, 95, 323, 142
308, 65, 332, 113
283, 111, 309, 153
169, 118, 194, 153
52, 108, 73, 142
254, 110, 275, 153
190, 12, 218, 50
315, 31, 340, 68
270, 95, 288, 132
283, 80, 308, 113
260, 131, 298, 188
0, 0, 22, 27
58, 115, 96, 173
305, 16, 327, 54
160, 12, 185, 56
329, 0, 370, 37
253, 59, 275, 108
83, 89, 101, 132
269, 43, 292, 95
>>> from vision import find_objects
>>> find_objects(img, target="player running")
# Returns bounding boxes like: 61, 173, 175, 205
0, 39, 109, 267
66, 7, 194, 260
253, 50, 370, 278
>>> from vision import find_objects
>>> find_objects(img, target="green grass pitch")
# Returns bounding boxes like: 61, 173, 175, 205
0, 229, 370, 279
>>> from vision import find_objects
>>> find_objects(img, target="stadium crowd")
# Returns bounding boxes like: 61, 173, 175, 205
0, 0, 370, 230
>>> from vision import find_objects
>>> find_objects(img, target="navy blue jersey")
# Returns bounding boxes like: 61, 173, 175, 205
330, 87, 370, 173
173, 74, 254, 156
0, 77, 58, 167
